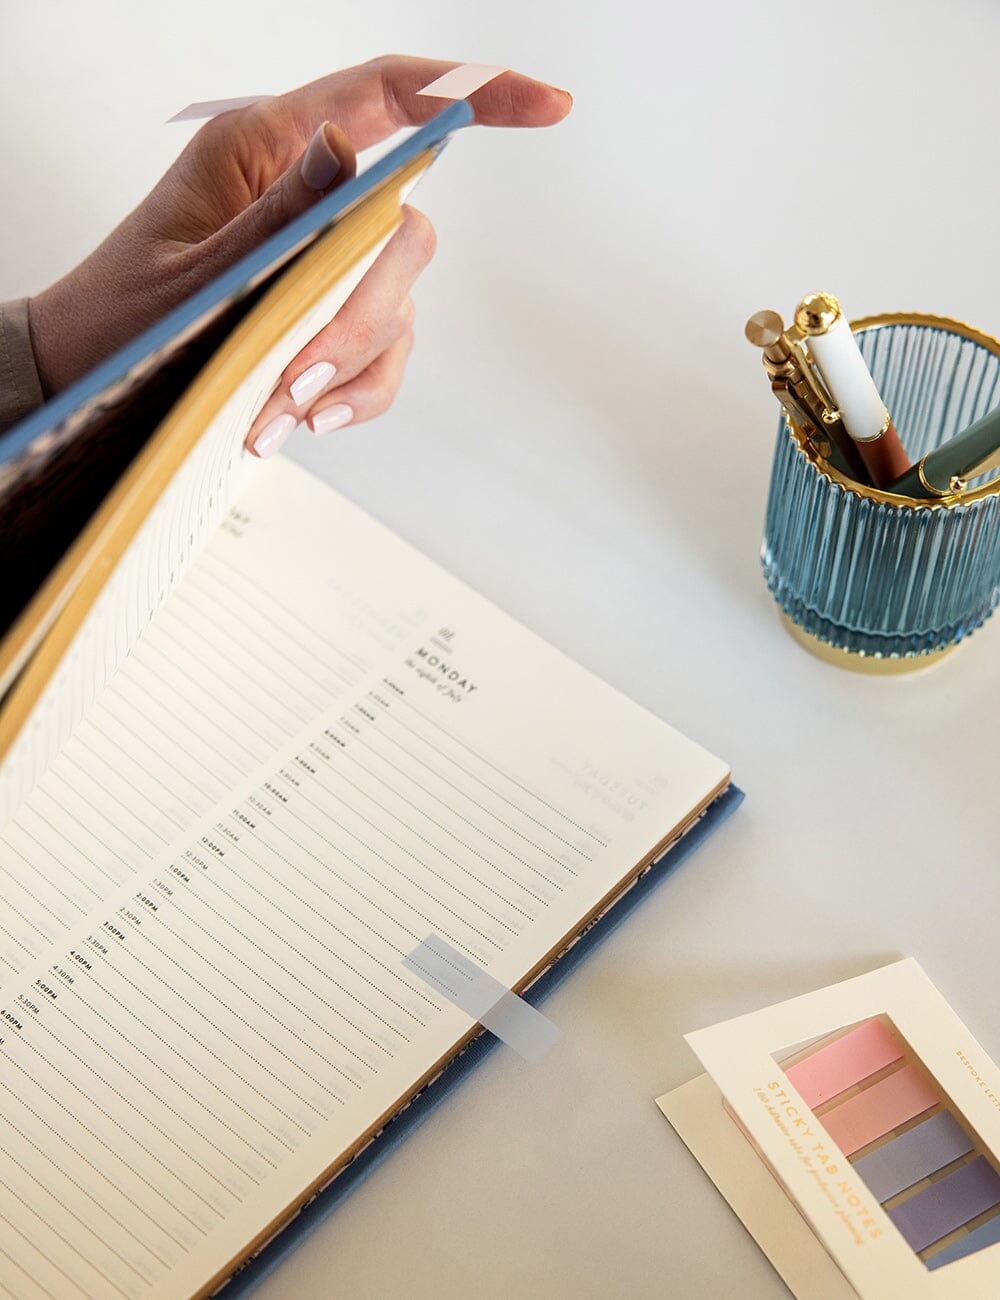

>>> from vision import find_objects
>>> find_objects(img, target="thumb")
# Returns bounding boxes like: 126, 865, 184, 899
194, 121, 357, 277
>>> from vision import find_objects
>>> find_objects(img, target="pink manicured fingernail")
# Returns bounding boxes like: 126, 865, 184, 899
250, 412, 296, 458
300, 123, 341, 191
311, 403, 353, 435
290, 361, 336, 406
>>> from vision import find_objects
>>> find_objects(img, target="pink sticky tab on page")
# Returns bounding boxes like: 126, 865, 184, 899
784, 1019, 903, 1108
167, 96, 268, 123
417, 65, 508, 99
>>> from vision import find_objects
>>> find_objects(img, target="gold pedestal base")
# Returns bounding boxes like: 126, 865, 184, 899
780, 613, 956, 675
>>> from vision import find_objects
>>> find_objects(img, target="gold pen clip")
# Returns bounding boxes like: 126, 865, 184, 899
785, 330, 839, 426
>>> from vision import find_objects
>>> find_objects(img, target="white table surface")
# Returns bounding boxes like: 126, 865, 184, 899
4, 3, 1000, 1296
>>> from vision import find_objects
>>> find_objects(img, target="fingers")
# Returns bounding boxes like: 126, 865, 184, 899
248, 322, 414, 458
288, 292, 417, 405
187, 121, 356, 277
270, 55, 573, 152
165, 56, 568, 275
286, 206, 431, 390
310, 331, 414, 433
245, 204, 434, 456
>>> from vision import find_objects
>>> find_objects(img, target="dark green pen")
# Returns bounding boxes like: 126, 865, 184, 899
889, 403, 1000, 498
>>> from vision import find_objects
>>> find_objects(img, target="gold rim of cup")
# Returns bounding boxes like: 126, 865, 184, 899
789, 312, 1000, 509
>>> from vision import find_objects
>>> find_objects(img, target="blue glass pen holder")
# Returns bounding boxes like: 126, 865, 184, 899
762, 314, 1000, 672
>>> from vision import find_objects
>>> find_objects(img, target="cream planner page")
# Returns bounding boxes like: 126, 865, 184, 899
0, 455, 729, 1299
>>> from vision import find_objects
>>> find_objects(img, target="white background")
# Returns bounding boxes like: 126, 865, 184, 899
4, 2, 1000, 1295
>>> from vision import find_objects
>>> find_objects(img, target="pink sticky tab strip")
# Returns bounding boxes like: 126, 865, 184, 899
784, 1019, 903, 1107
417, 65, 508, 99
167, 96, 268, 123
820, 1064, 939, 1157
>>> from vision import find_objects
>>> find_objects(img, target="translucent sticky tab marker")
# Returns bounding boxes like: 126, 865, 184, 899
167, 96, 268, 123
417, 65, 508, 99
403, 935, 559, 1063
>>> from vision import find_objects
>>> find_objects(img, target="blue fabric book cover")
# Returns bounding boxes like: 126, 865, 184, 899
225, 785, 744, 1296
0, 98, 743, 1298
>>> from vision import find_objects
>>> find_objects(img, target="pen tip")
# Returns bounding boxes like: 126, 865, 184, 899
745, 310, 785, 348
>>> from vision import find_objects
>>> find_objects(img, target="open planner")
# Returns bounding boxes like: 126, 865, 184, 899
0, 104, 736, 1297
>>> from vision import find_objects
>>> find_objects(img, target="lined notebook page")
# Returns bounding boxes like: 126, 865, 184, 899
0, 457, 728, 1299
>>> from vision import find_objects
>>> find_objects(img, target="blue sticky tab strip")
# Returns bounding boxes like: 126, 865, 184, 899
223, 784, 743, 1296
402, 935, 560, 1063
927, 1211, 1000, 1269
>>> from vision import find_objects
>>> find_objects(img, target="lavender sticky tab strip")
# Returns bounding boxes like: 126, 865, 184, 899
853, 1112, 973, 1202
887, 1156, 1000, 1252
403, 935, 560, 1063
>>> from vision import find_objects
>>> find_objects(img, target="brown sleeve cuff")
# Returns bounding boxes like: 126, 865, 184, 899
0, 298, 46, 437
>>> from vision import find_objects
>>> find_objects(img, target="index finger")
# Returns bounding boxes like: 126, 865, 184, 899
271, 55, 572, 152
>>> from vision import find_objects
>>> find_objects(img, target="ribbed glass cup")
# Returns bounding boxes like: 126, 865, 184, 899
761, 315, 1000, 667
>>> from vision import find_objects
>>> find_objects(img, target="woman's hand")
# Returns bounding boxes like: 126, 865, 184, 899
27, 56, 572, 457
